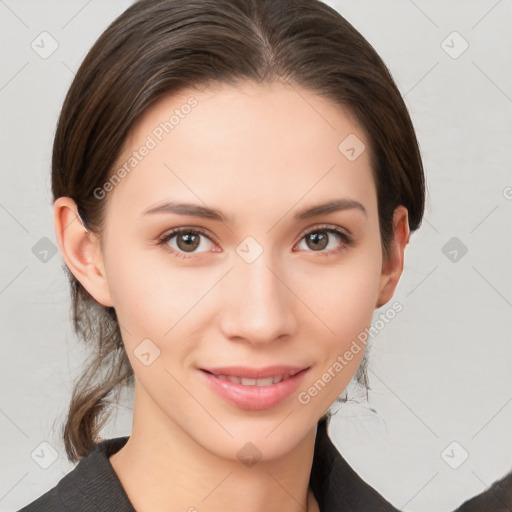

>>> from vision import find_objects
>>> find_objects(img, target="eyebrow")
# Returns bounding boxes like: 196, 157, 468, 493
142, 198, 367, 222
294, 198, 367, 220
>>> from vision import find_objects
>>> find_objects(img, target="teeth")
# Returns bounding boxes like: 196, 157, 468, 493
215, 374, 289, 386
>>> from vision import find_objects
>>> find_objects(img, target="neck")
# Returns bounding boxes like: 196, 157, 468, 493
109, 383, 320, 512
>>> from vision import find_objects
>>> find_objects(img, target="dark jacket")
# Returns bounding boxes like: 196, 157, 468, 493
17, 418, 511, 511
454, 471, 512, 511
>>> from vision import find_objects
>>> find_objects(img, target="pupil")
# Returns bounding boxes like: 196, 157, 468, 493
178, 233, 199, 251
308, 231, 328, 250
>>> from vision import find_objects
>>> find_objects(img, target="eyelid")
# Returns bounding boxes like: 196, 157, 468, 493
158, 225, 215, 240
296, 223, 352, 243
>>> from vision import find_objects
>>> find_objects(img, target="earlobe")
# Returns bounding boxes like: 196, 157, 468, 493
53, 197, 113, 307
376, 206, 410, 308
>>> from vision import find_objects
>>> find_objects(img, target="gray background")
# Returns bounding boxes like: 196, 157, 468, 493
1, 1, 511, 510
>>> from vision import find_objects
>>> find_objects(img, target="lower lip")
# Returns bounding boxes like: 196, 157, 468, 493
199, 368, 309, 410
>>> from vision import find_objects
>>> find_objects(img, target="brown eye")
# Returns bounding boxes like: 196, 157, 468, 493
304, 231, 329, 251
296, 227, 352, 255
157, 228, 216, 258
176, 232, 200, 252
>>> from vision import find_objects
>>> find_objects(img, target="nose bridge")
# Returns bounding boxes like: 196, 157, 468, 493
220, 246, 296, 344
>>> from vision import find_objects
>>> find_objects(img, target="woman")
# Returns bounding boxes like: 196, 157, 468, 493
19, 0, 428, 510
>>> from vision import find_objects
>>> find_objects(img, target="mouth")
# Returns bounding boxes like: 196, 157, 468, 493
199, 364, 309, 384
198, 365, 310, 410
200, 369, 303, 386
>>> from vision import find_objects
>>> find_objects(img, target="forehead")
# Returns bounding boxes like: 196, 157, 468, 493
104, 80, 376, 224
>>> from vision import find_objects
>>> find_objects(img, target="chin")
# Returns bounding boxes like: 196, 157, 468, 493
198, 412, 317, 461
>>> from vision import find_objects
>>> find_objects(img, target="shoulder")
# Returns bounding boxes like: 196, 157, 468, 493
16, 437, 135, 512
453, 470, 512, 511
311, 418, 400, 511
313, 419, 512, 511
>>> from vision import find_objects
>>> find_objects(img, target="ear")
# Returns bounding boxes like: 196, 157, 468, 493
53, 197, 113, 307
376, 206, 410, 308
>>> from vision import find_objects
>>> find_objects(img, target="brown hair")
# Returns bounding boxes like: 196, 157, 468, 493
52, 0, 425, 462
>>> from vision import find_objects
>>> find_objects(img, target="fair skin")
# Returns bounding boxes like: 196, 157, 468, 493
54, 80, 409, 512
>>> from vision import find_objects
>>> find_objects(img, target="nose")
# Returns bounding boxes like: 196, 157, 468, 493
218, 251, 298, 346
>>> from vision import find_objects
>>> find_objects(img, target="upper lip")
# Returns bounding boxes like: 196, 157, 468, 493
200, 365, 309, 379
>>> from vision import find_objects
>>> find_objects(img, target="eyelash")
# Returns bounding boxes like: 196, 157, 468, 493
156, 225, 353, 260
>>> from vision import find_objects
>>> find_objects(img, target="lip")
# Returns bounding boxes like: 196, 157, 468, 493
199, 365, 310, 410
200, 365, 308, 379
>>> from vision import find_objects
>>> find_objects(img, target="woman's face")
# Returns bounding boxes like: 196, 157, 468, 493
74, 80, 406, 459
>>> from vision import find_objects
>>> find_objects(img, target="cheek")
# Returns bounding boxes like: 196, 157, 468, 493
104, 241, 170, 340
297, 249, 382, 339
292, 239, 382, 397
104, 242, 211, 360
294, 264, 379, 411
306, 272, 377, 369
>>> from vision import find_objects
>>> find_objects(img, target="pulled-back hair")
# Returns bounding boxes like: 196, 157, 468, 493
52, 0, 425, 462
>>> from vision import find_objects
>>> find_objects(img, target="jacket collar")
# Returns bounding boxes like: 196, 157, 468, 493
310, 417, 398, 511
57, 418, 397, 511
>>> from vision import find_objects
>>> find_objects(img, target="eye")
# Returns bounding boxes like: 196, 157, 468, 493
157, 224, 353, 260
295, 225, 353, 256
157, 227, 217, 259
